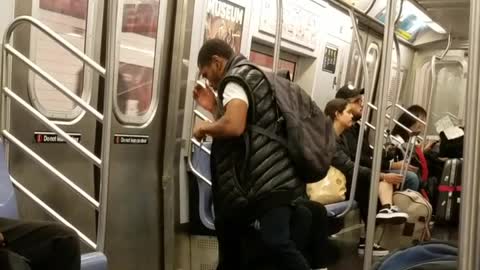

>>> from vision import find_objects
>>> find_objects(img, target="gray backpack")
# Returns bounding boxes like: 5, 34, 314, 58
373, 241, 457, 270
242, 63, 336, 183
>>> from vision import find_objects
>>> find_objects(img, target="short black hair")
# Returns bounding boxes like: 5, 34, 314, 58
391, 104, 427, 141
325, 98, 349, 121
197, 39, 234, 68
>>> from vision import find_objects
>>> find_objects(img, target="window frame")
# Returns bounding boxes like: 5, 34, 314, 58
27, 0, 97, 124
112, 0, 167, 127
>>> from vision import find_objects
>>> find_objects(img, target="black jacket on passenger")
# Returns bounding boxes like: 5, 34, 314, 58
210, 55, 305, 224
332, 123, 390, 192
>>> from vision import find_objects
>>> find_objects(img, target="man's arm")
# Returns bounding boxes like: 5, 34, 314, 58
0, 232, 5, 246
194, 99, 248, 140
332, 139, 373, 185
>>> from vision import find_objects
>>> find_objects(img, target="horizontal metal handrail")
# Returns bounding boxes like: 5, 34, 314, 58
10, 175, 96, 249
191, 138, 211, 155
368, 103, 416, 135
187, 104, 214, 186
1, 14, 113, 253
394, 104, 427, 126
194, 109, 212, 122
3, 16, 106, 76
5, 45, 103, 122
365, 122, 403, 144
3, 130, 99, 209
3, 87, 101, 166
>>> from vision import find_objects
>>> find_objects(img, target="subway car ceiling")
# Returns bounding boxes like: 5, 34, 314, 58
335, 0, 466, 46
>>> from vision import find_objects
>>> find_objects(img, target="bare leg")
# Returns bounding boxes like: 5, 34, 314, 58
378, 181, 393, 206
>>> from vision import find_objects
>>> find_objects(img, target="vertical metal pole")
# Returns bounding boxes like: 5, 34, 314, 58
272, 0, 283, 73
423, 34, 451, 139
389, 35, 401, 131
337, 9, 371, 217
424, 56, 436, 139
363, 0, 397, 269
162, 0, 190, 269
458, 1, 480, 269
1, 43, 7, 132
97, 0, 118, 252
1, 41, 7, 162
1, 41, 12, 168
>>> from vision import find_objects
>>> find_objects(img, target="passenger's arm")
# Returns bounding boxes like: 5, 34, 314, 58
332, 142, 372, 186
0, 232, 4, 246
193, 99, 248, 140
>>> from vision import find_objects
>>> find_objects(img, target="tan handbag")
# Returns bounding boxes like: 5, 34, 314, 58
307, 166, 346, 205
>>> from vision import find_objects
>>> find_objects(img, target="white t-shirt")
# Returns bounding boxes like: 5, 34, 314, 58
222, 82, 249, 108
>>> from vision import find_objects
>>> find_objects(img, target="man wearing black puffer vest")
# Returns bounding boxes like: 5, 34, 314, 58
192, 39, 321, 270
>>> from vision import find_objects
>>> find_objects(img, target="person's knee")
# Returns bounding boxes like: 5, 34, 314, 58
404, 171, 420, 190
47, 224, 80, 255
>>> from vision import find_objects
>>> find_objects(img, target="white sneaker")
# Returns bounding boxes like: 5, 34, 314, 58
357, 238, 390, 257
376, 205, 408, 224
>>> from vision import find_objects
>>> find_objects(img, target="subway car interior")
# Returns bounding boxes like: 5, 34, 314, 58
0, 0, 478, 269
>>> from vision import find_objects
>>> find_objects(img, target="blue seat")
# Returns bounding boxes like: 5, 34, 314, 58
0, 142, 107, 270
80, 252, 108, 270
191, 142, 215, 230
325, 200, 357, 217
191, 142, 357, 228
0, 143, 18, 219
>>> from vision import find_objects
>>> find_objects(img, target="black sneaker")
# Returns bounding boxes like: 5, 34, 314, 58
376, 204, 408, 224
357, 238, 389, 257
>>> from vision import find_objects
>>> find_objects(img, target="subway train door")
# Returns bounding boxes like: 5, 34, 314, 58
313, 35, 350, 109
413, 51, 468, 135
312, 8, 352, 109
7, 1, 173, 270
9, 0, 104, 246
103, 0, 171, 269
363, 34, 382, 93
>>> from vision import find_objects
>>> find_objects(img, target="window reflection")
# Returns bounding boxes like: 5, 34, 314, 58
249, 50, 297, 80
428, 63, 465, 134
31, 0, 88, 118
116, 1, 159, 120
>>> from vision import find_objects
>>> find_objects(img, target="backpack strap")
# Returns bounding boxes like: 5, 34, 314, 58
249, 125, 288, 149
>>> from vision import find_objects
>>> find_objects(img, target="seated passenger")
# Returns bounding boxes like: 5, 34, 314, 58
0, 217, 80, 270
332, 86, 410, 256
390, 105, 432, 191
193, 39, 310, 270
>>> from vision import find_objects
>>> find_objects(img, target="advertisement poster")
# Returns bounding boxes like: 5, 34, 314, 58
322, 45, 338, 74
259, 0, 321, 50
375, 8, 423, 41
204, 0, 245, 54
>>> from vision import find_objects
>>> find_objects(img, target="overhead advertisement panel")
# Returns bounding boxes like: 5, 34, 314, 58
375, 1, 446, 42
258, 0, 323, 50
204, 0, 245, 54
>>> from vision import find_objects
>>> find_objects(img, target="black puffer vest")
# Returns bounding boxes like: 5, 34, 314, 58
210, 55, 305, 223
